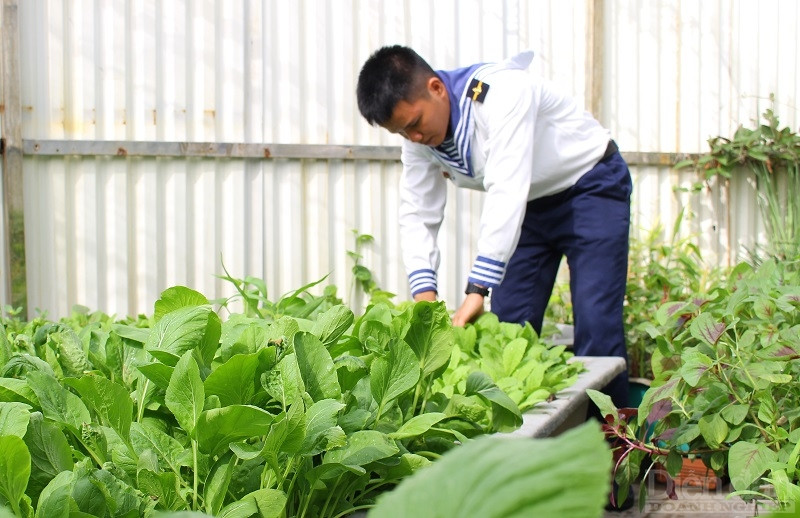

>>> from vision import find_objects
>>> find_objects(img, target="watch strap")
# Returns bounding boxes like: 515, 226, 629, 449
465, 282, 490, 297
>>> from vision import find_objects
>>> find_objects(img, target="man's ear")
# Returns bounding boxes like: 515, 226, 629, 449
427, 77, 447, 99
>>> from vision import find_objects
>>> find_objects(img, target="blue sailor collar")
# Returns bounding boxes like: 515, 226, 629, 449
433, 63, 489, 177
431, 51, 535, 178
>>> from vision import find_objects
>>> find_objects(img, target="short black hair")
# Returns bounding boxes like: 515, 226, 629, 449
356, 45, 437, 126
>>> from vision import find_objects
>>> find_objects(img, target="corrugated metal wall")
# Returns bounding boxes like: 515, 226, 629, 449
610, 0, 798, 265
6, 0, 800, 318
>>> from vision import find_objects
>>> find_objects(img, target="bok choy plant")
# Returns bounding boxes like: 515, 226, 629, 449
0, 277, 582, 517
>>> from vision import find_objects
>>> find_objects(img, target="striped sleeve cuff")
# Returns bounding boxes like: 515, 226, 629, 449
408, 269, 437, 296
467, 255, 506, 289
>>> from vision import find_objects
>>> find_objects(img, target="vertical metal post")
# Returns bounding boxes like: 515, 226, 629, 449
1, 0, 26, 314
585, 0, 606, 123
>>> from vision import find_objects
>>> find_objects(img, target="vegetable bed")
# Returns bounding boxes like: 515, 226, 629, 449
0, 281, 584, 517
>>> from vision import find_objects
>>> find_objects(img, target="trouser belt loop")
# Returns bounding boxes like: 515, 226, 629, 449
602, 139, 619, 161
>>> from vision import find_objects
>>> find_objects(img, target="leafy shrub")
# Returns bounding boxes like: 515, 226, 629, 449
676, 103, 800, 264
624, 212, 725, 379
592, 258, 800, 510
0, 278, 582, 517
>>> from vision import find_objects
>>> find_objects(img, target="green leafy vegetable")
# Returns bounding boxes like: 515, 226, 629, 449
1, 278, 582, 517
0, 434, 31, 516
370, 422, 611, 518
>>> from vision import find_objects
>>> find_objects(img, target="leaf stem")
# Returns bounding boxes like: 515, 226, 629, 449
136, 378, 150, 422
714, 362, 746, 404
352, 478, 395, 506
299, 488, 315, 518
414, 450, 441, 460
419, 376, 432, 412
192, 439, 199, 510
319, 477, 339, 518
410, 380, 423, 417
284, 458, 303, 510
374, 401, 385, 427
280, 456, 295, 486
8, 496, 21, 517
330, 504, 374, 518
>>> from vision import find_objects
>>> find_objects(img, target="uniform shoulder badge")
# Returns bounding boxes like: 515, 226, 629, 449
468, 78, 489, 102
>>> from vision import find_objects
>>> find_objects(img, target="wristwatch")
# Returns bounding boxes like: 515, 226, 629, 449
464, 282, 490, 297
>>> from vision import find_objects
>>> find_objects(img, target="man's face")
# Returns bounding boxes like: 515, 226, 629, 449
381, 77, 450, 147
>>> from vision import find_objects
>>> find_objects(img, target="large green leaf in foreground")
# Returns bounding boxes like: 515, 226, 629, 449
369, 421, 612, 518
0, 435, 31, 514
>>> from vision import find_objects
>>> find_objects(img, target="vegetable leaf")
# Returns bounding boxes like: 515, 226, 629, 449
389, 413, 447, 440
196, 405, 274, 456
0, 401, 31, 438
153, 285, 210, 323
144, 306, 216, 367
402, 302, 453, 379
204, 351, 270, 406
165, 351, 205, 437
26, 371, 91, 433
294, 332, 341, 402
63, 375, 133, 442
728, 441, 777, 491
465, 371, 522, 431
370, 422, 611, 518
370, 340, 420, 412
323, 430, 399, 467
0, 435, 31, 511
23, 412, 74, 506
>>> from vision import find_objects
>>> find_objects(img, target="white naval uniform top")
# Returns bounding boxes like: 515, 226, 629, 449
399, 51, 611, 296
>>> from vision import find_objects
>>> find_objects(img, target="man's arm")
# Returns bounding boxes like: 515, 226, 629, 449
413, 290, 437, 302
399, 143, 448, 298
451, 292, 484, 326
452, 70, 536, 326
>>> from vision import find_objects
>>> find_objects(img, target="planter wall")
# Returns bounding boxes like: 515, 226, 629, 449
545, 323, 575, 348
505, 356, 627, 439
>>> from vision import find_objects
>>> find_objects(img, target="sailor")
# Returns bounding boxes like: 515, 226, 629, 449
356, 45, 632, 410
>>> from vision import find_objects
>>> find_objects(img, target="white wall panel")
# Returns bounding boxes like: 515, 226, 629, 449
607, 0, 800, 153
9, 0, 799, 319
606, 0, 798, 268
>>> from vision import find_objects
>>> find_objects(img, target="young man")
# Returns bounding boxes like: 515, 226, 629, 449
356, 45, 632, 409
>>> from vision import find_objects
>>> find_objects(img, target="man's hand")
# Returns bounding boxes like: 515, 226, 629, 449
452, 293, 485, 327
413, 290, 437, 302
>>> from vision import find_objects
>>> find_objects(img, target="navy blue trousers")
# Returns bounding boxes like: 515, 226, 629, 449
491, 151, 632, 409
